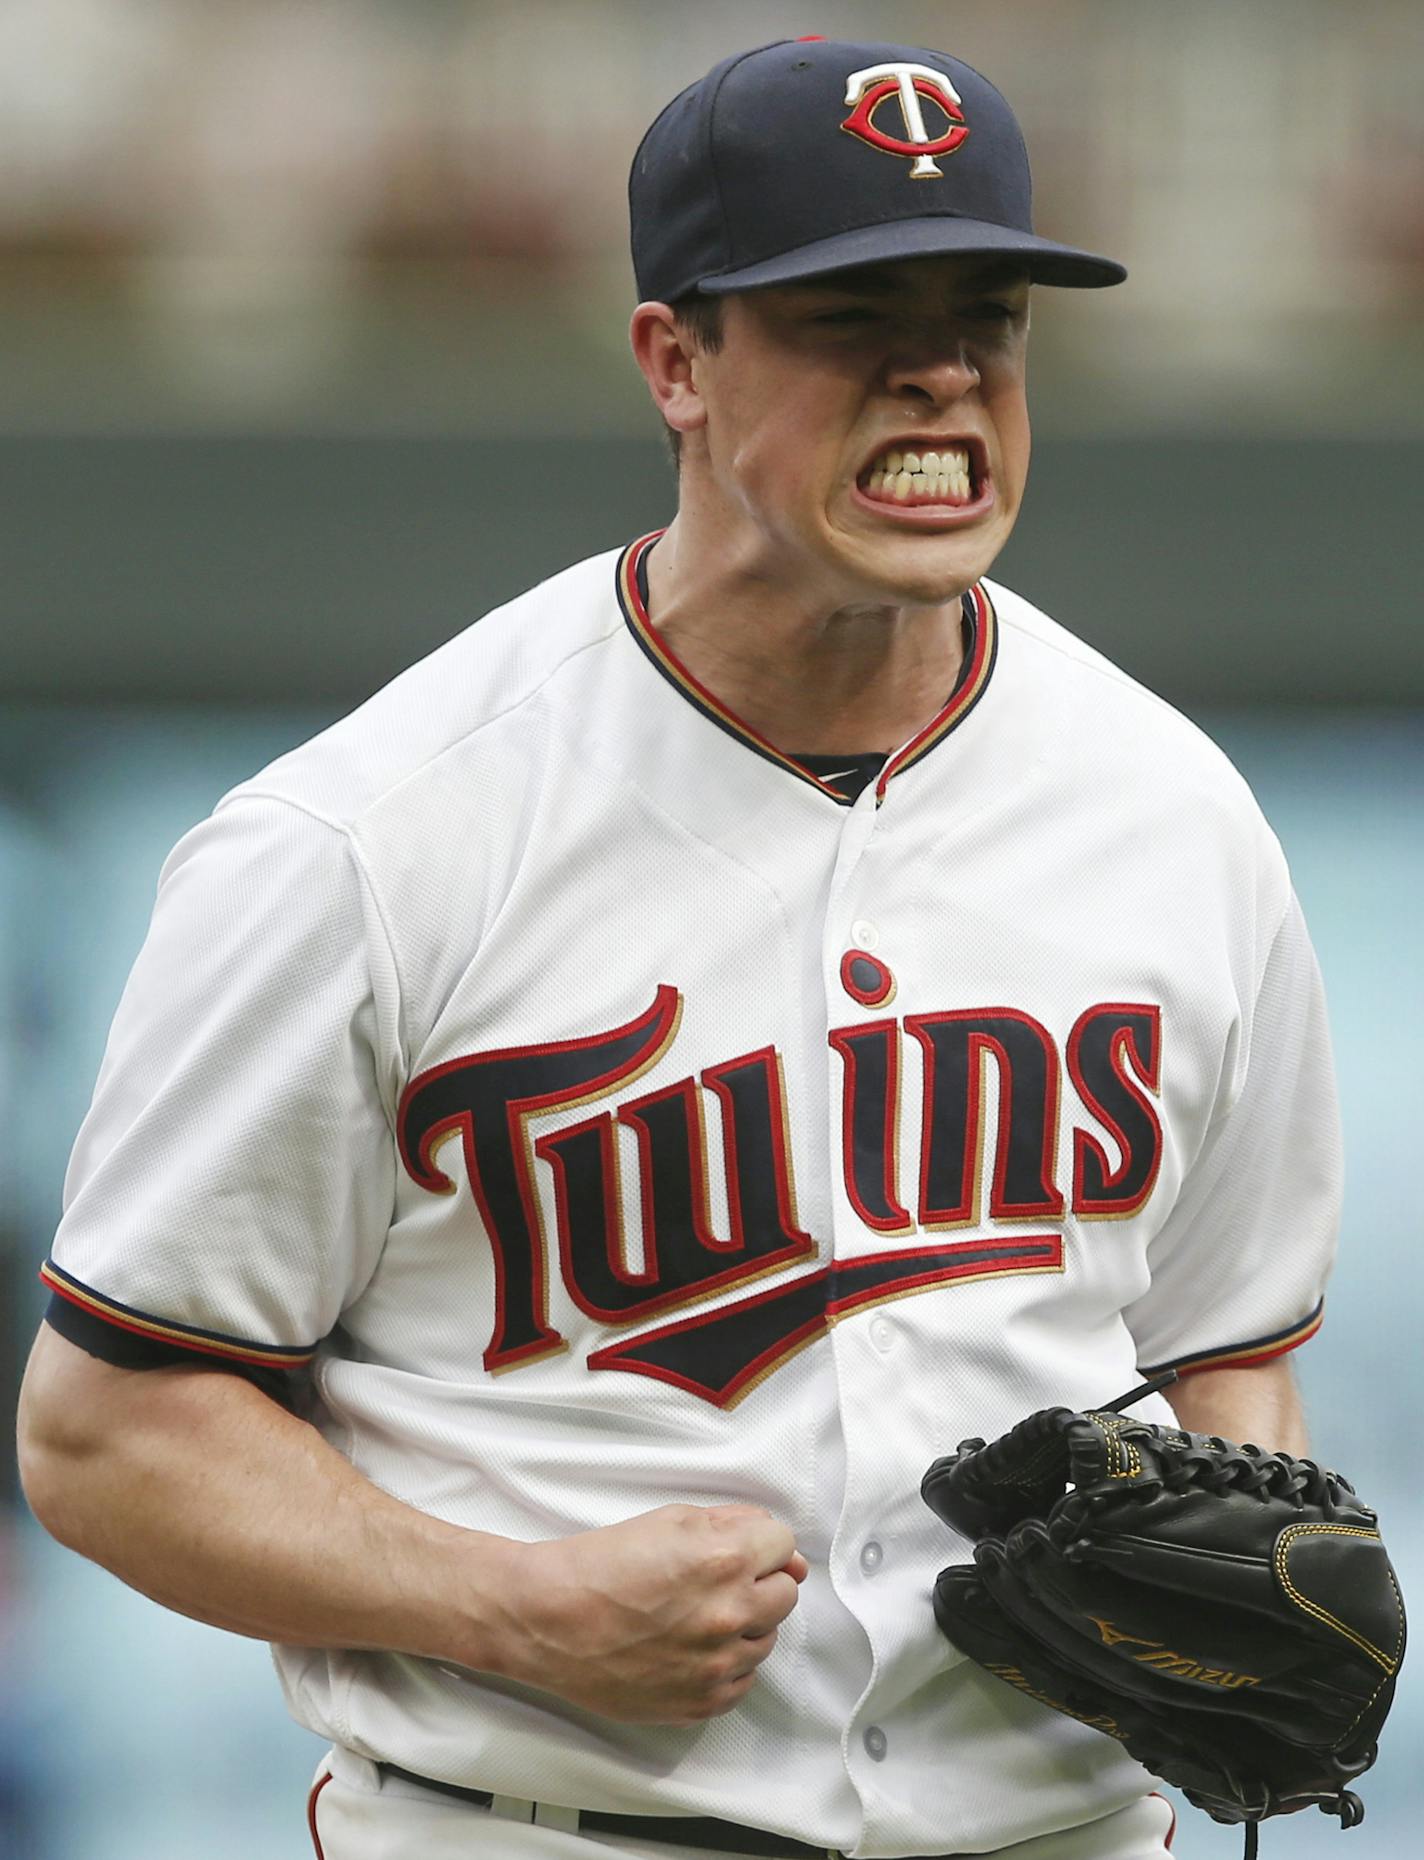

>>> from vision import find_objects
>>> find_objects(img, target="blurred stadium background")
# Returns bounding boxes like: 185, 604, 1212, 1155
1, 1, 1420, 1854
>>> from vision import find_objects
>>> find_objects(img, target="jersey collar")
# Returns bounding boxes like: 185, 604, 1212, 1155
615, 532, 997, 807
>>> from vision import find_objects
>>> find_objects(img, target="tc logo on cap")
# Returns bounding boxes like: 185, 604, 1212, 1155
841, 62, 969, 179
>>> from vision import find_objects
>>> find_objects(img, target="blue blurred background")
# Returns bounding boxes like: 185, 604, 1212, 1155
2, 2, 1421, 1855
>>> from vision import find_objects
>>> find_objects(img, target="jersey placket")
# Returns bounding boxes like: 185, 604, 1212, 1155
818, 779, 922, 1838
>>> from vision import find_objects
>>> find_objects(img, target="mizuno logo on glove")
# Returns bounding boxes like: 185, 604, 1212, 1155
1086, 1617, 1261, 1687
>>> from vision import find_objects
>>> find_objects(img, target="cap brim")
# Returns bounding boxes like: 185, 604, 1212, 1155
699, 216, 1125, 292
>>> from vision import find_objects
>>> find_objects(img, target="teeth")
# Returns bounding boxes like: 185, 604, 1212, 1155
866, 445, 970, 478
859, 447, 979, 503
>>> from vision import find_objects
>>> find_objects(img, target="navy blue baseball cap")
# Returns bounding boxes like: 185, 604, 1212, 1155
630, 38, 1125, 299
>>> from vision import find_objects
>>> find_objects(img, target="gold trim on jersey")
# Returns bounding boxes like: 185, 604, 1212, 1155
615, 533, 997, 804
1140, 1300, 1326, 1379
874, 581, 997, 800
39, 1259, 317, 1368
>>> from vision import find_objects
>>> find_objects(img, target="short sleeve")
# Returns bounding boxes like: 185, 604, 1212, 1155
43, 796, 399, 1369
1125, 892, 1341, 1376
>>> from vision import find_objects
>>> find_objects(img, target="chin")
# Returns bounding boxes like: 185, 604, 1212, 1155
828, 499, 1013, 605
855, 534, 1002, 607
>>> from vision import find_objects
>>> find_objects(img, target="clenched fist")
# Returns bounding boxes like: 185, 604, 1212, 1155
497, 1504, 809, 1724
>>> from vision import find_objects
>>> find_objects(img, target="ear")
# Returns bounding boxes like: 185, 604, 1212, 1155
629, 302, 708, 439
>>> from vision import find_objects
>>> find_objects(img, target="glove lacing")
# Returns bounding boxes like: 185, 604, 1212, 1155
1135, 1441, 1354, 1513
1240, 1787, 1365, 1859
1096, 1377, 1355, 1516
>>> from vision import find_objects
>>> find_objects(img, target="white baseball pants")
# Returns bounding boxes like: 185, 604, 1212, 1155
307, 1747, 1177, 1859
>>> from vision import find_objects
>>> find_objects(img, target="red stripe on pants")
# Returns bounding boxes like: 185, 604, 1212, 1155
308, 1770, 335, 1860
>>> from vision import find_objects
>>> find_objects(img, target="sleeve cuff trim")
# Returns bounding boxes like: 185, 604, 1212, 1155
39, 1260, 318, 1369
1140, 1298, 1324, 1378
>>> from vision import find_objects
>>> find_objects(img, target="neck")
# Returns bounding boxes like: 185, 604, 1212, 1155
642, 511, 968, 758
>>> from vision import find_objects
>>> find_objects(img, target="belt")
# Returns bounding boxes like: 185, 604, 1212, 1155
376, 1763, 953, 1859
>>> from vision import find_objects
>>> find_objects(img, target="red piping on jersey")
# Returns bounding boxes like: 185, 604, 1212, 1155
398, 984, 682, 1374
1142, 1299, 1325, 1380
905, 1008, 1066, 1227
307, 1769, 334, 1860
617, 532, 844, 800
38, 1260, 316, 1369
588, 1234, 1063, 1408
1067, 1003, 1164, 1217
828, 1018, 914, 1234
874, 580, 996, 800
616, 533, 997, 804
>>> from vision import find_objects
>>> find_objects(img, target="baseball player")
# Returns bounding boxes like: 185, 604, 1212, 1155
17, 38, 1340, 1860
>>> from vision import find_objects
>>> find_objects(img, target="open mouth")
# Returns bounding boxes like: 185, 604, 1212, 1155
855, 441, 986, 511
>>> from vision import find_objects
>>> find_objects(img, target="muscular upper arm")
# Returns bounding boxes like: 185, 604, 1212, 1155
1163, 1357, 1308, 1455
17, 1321, 282, 1541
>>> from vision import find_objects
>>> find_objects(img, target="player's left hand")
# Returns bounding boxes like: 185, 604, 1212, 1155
922, 1403, 1405, 1836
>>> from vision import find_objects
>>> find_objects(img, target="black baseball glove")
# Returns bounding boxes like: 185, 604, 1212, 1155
922, 1384, 1405, 1859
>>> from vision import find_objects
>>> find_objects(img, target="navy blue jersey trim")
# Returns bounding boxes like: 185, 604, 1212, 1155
40, 1259, 318, 1368
44, 1295, 302, 1408
619, 533, 851, 803
619, 534, 986, 804
794, 751, 887, 803
1139, 1299, 1325, 1378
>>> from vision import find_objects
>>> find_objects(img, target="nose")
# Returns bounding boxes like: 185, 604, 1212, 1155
883, 336, 980, 407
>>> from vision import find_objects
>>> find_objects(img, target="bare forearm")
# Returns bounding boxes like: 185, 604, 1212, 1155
1165, 1358, 1309, 1455
18, 1326, 520, 1669
18, 1323, 808, 1726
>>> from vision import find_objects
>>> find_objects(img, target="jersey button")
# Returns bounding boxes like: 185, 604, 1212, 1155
859, 1540, 884, 1575
862, 1725, 888, 1761
850, 918, 879, 951
869, 1315, 895, 1353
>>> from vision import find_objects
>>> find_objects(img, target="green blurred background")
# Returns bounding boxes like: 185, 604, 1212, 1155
1, 2, 1420, 1854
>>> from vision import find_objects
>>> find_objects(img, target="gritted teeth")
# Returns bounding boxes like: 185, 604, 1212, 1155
859, 444, 977, 506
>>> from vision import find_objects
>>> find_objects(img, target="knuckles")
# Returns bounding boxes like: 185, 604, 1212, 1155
700, 1606, 748, 1643
700, 1545, 754, 1589
532, 1503, 801, 1725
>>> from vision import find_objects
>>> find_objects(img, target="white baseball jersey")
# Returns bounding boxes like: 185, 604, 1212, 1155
45, 534, 1340, 1857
